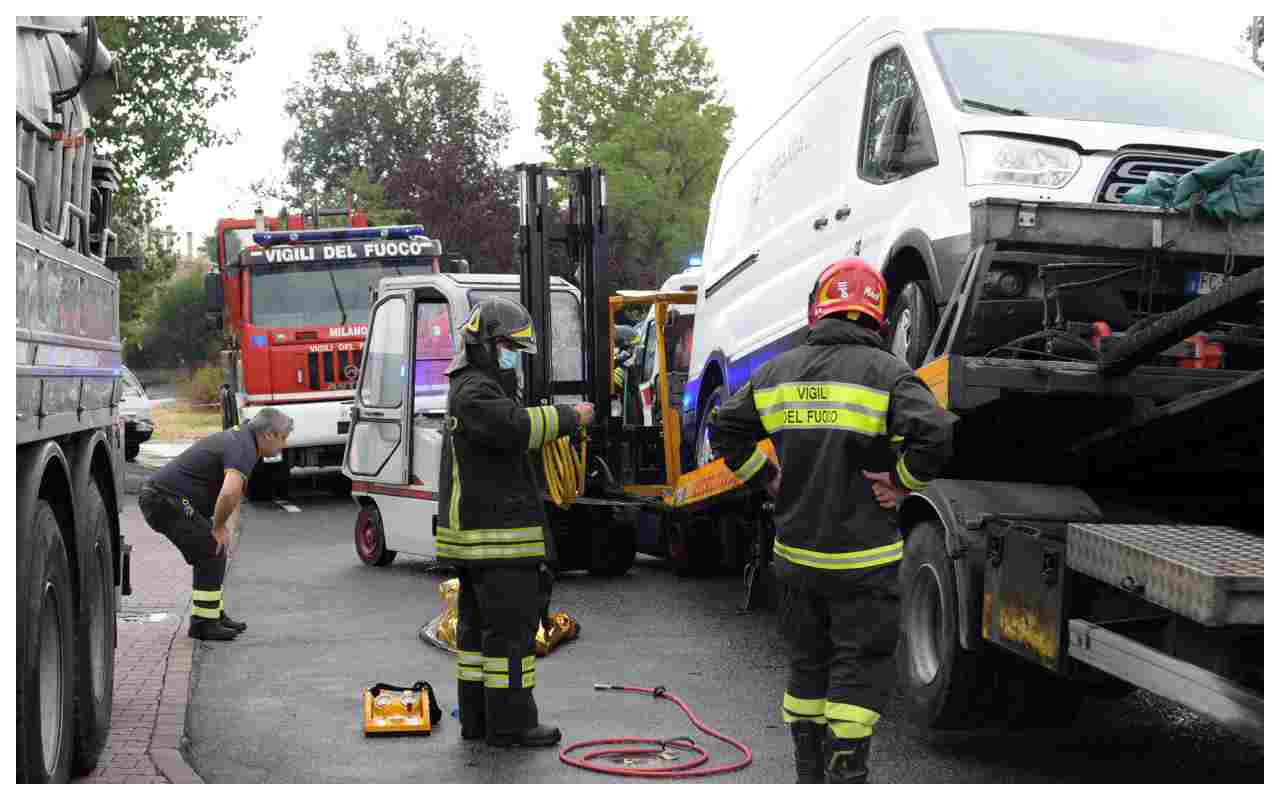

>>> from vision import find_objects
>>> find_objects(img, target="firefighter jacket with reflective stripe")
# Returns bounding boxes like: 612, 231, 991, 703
437, 363, 578, 568
710, 318, 955, 591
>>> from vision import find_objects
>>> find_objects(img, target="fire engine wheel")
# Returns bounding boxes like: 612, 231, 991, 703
72, 482, 115, 776
246, 460, 285, 502
898, 519, 982, 730
888, 281, 936, 369
355, 504, 396, 567
18, 500, 76, 783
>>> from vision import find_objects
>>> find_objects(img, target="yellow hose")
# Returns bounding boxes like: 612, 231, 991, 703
543, 430, 587, 509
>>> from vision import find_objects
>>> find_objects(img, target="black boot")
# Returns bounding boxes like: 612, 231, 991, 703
485, 724, 562, 748
790, 722, 825, 783
825, 732, 871, 784
189, 617, 238, 641
219, 611, 247, 633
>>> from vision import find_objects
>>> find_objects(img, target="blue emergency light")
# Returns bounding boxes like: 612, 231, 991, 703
252, 225, 426, 247
687, 255, 702, 268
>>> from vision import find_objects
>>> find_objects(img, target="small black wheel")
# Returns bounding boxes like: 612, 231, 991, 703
355, 504, 396, 566
888, 281, 937, 369
589, 518, 637, 577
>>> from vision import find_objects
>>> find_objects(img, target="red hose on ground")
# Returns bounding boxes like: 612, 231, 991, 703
559, 684, 753, 779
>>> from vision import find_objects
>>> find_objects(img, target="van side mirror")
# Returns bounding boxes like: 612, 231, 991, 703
874, 95, 914, 172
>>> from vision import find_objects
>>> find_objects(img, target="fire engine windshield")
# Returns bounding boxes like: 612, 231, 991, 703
251, 260, 436, 329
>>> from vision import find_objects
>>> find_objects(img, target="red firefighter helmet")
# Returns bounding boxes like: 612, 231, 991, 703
808, 257, 888, 328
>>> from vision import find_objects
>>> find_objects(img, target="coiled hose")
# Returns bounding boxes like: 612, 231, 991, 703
543, 429, 587, 508
560, 684, 753, 779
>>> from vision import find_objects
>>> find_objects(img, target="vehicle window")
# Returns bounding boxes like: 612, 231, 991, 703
360, 296, 407, 408
667, 314, 696, 373
641, 321, 658, 381
467, 290, 585, 383
221, 229, 255, 268
927, 30, 1263, 141
251, 259, 436, 329
414, 299, 453, 410
860, 47, 920, 183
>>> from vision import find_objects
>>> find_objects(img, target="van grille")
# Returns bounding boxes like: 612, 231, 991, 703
1094, 151, 1215, 204
306, 348, 362, 390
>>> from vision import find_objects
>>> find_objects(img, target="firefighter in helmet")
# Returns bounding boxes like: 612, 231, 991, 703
438, 296, 594, 748
710, 258, 954, 782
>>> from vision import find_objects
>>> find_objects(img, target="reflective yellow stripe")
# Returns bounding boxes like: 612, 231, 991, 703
437, 525, 544, 544
826, 702, 880, 740
483, 655, 537, 690
483, 656, 508, 671
521, 655, 536, 672
754, 382, 890, 413
191, 605, 221, 619
760, 406, 887, 436
458, 650, 484, 665
782, 692, 827, 725
526, 407, 543, 449
449, 441, 462, 530
437, 540, 546, 561
733, 445, 768, 484
546, 406, 560, 444
192, 589, 223, 602
896, 454, 929, 492
773, 538, 903, 570
457, 665, 484, 683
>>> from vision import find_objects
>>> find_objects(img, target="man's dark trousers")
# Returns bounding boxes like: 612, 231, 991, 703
454, 565, 545, 739
137, 483, 227, 622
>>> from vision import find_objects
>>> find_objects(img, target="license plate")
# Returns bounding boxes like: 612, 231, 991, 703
1187, 271, 1225, 296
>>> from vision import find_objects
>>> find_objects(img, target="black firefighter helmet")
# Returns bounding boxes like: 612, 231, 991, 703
446, 296, 538, 374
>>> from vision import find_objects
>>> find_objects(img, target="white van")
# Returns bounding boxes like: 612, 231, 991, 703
683, 17, 1263, 465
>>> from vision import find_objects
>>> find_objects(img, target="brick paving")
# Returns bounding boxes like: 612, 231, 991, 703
73, 457, 213, 784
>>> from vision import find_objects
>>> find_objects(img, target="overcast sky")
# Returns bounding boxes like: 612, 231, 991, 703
155, 13, 1261, 244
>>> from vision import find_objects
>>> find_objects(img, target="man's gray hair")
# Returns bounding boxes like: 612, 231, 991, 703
244, 407, 294, 436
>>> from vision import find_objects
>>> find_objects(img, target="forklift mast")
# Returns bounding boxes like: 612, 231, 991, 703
515, 164, 612, 452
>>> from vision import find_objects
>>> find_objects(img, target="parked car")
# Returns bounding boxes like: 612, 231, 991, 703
119, 366, 155, 461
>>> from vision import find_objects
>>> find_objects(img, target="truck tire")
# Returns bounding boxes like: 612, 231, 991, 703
694, 384, 728, 468
888, 281, 936, 369
17, 501, 76, 783
72, 482, 115, 776
124, 442, 140, 462
897, 519, 983, 729
589, 518, 636, 577
355, 504, 396, 567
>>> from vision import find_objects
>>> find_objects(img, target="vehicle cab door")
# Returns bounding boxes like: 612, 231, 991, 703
343, 290, 412, 487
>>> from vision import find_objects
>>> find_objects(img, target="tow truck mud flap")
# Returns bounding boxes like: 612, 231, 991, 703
982, 519, 1069, 671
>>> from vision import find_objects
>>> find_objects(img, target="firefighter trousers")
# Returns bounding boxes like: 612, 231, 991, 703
138, 484, 227, 620
454, 565, 546, 738
778, 563, 900, 742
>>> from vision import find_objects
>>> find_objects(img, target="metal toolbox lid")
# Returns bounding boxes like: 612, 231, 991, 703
1067, 523, 1263, 627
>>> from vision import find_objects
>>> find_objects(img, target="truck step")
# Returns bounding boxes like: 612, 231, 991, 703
1067, 523, 1262, 626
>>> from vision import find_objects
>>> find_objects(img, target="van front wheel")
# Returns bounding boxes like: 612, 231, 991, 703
694, 384, 728, 468
888, 281, 936, 369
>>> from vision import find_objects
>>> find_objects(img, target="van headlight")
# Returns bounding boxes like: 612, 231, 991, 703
961, 134, 1080, 189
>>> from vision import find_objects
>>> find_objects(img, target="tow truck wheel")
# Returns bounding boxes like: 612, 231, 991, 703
898, 519, 982, 729
354, 504, 396, 567
72, 482, 115, 776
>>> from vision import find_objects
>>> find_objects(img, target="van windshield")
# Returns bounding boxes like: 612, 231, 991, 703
927, 30, 1263, 141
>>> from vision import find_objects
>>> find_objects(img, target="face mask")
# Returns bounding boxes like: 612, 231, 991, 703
498, 347, 519, 371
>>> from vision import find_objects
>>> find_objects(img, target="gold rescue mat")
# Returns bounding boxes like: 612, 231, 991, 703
421, 578, 581, 657
363, 681, 442, 736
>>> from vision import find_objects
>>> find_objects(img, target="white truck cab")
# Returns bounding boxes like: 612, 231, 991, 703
683, 16, 1263, 465
341, 272, 584, 564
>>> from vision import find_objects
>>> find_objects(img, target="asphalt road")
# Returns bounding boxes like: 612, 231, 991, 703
184, 489, 1264, 783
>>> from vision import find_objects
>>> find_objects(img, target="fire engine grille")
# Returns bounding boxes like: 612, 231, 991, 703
307, 348, 362, 390
1067, 523, 1263, 626
1094, 151, 1216, 204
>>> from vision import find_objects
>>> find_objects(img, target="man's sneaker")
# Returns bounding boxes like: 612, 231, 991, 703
189, 618, 238, 641
485, 724, 562, 748
219, 611, 247, 633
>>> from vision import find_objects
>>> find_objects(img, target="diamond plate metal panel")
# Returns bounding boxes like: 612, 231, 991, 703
1067, 523, 1263, 626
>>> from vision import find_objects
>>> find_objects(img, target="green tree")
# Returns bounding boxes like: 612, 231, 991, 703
93, 16, 257, 323
134, 272, 219, 368
537, 17, 733, 285
280, 24, 513, 202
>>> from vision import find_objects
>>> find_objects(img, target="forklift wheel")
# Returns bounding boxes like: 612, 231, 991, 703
589, 520, 637, 577
355, 505, 396, 567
